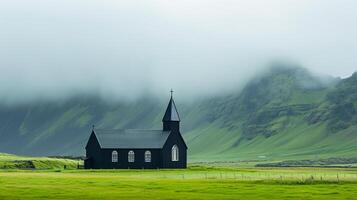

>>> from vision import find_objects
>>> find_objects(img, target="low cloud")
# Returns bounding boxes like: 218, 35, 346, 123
0, 0, 356, 105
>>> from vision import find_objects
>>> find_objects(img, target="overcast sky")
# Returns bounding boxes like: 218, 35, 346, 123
0, 0, 356, 104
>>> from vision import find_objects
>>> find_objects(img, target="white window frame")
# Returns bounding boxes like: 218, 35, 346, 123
128, 150, 135, 163
145, 150, 151, 162
171, 145, 179, 161
112, 151, 118, 163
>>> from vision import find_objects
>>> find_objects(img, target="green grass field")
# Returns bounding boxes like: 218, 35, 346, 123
1, 167, 357, 200
1, 153, 357, 199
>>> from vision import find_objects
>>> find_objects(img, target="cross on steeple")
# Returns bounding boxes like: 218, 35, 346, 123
170, 89, 174, 98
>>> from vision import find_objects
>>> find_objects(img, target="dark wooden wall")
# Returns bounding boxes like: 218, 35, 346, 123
85, 131, 187, 169
84, 132, 102, 169
99, 149, 161, 169
162, 131, 187, 168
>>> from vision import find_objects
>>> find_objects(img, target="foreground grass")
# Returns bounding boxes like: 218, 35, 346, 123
1, 167, 357, 199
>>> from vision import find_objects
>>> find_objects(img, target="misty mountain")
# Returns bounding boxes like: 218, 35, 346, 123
0, 66, 356, 161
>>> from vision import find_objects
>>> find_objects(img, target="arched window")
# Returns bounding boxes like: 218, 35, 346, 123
128, 150, 135, 163
171, 145, 179, 161
112, 151, 118, 163
145, 151, 151, 162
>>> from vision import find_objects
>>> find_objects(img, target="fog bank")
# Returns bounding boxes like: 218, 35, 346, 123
0, 0, 356, 104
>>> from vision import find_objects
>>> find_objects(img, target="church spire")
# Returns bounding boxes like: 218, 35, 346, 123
162, 89, 180, 122
162, 90, 181, 132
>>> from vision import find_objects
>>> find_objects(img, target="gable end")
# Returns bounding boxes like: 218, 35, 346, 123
85, 131, 101, 149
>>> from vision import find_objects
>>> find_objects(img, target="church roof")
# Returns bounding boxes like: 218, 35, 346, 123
162, 97, 180, 122
93, 129, 171, 149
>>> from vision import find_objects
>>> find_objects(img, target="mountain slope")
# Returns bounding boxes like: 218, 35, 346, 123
0, 66, 356, 162
187, 68, 357, 161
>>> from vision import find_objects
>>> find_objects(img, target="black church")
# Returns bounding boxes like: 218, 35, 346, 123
84, 93, 187, 169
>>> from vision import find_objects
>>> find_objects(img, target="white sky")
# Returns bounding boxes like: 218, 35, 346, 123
0, 0, 356, 103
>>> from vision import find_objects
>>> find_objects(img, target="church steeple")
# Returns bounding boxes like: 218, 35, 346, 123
162, 89, 180, 122
162, 90, 180, 132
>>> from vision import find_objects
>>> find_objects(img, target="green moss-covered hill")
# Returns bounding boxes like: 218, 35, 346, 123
0, 153, 79, 169
0, 66, 356, 162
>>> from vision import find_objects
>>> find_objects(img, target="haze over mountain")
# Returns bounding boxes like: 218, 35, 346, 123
0, 65, 356, 162
1, 0, 357, 104
0, 1, 356, 161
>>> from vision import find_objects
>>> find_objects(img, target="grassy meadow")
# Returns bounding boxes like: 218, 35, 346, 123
1, 166, 357, 200
1, 153, 357, 199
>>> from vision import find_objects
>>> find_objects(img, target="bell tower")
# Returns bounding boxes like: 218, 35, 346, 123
162, 89, 180, 132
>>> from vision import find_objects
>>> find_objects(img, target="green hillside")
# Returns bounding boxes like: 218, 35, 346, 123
186, 67, 357, 161
0, 153, 79, 169
0, 66, 356, 162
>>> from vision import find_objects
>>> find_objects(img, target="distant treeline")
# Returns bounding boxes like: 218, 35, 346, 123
48, 156, 85, 160
256, 157, 357, 167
